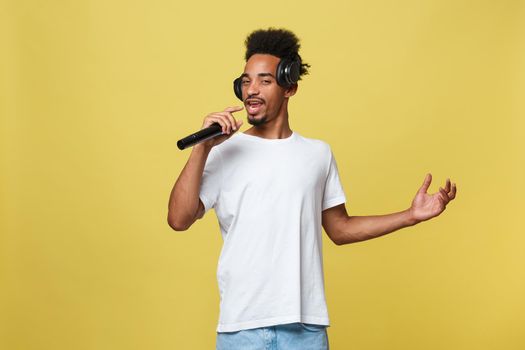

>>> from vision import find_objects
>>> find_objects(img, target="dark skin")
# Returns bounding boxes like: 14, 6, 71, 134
168, 53, 458, 239
322, 174, 457, 245
239, 53, 297, 139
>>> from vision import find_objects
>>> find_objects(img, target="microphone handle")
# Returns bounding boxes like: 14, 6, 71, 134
177, 123, 223, 150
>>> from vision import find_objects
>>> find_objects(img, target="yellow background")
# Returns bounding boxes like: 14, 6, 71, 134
1, 0, 524, 349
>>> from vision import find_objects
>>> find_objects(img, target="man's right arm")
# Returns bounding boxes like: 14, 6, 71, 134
167, 143, 211, 231
167, 106, 244, 231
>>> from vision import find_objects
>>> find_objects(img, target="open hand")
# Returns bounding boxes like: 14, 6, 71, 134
409, 173, 457, 223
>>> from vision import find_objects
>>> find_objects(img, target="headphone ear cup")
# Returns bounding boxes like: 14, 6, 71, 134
287, 61, 301, 86
275, 58, 289, 87
276, 58, 301, 88
233, 77, 243, 101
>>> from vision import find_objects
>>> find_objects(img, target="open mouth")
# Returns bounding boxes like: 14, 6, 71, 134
246, 99, 264, 114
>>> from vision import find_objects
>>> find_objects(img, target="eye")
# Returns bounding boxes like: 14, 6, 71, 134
262, 80, 271, 84
241, 80, 250, 85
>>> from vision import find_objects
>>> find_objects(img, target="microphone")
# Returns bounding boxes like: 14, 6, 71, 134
177, 123, 224, 150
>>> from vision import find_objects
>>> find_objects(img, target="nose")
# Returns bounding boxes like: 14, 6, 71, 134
246, 80, 260, 98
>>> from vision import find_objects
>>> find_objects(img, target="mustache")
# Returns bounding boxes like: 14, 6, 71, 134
245, 96, 265, 103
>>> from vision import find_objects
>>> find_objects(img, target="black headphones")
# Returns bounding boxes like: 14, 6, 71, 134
233, 56, 302, 101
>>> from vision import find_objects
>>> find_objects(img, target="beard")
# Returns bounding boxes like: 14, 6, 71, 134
247, 114, 268, 126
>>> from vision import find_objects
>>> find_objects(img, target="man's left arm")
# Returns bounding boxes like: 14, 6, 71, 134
322, 173, 457, 245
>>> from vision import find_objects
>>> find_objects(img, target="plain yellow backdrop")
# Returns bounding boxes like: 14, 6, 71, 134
1, 0, 524, 349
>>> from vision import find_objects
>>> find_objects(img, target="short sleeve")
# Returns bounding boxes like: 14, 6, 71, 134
322, 147, 347, 211
199, 147, 223, 214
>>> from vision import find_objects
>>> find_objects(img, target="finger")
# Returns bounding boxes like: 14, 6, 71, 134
205, 114, 229, 134
439, 187, 450, 204
235, 118, 243, 129
223, 106, 244, 113
202, 115, 225, 131
418, 173, 432, 194
222, 120, 244, 140
450, 182, 457, 200
222, 111, 238, 132
209, 113, 234, 134
217, 112, 238, 133
206, 114, 228, 133
219, 111, 244, 133
445, 178, 451, 193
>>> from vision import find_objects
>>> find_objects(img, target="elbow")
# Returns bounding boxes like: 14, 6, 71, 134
331, 231, 357, 246
167, 202, 202, 231
330, 217, 361, 246
333, 236, 345, 246
327, 230, 345, 246
167, 214, 190, 232
169, 222, 189, 232
333, 237, 354, 246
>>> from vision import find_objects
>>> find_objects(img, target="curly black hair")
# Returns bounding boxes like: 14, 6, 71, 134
244, 27, 310, 79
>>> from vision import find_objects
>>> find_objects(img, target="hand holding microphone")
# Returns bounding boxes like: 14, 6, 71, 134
177, 106, 244, 150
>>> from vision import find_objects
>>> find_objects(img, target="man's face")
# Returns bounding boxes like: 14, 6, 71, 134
241, 54, 293, 126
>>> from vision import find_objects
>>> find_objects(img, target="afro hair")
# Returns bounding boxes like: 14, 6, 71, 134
244, 27, 310, 79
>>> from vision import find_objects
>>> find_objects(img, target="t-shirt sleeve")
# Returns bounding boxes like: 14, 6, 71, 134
199, 147, 223, 214
322, 147, 347, 211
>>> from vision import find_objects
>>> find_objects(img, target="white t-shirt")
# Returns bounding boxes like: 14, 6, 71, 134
199, 130, 347, 333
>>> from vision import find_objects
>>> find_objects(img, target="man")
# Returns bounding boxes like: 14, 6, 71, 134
167, 28, 457, 350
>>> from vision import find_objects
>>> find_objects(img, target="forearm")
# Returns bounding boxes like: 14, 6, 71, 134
336, 209, 420, 245
167, 144, 211, 229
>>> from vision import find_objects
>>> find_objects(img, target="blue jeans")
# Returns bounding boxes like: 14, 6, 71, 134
216, 322, 329, 350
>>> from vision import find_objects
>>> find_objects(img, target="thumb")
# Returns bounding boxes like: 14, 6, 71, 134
418, 173, 432, 194
235, 119, 243, 129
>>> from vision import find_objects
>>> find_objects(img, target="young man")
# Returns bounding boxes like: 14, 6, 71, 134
167, 28, 457, 350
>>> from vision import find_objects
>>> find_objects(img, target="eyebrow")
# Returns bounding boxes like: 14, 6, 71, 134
241, 73, 275, 79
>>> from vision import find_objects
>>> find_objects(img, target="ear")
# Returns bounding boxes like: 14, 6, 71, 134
284, 83, 298, 98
